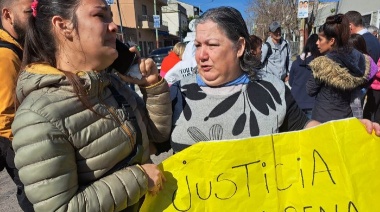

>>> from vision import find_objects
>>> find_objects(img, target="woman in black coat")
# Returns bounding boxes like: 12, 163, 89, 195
306, 14, 371, 123
289, 34, 320, 118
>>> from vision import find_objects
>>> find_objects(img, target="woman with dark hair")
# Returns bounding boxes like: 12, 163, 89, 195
349, 34, 380, 123
249, 34, 263, 60
169, 6, 320, 153
168, 7, 380, 153
289, 34, 320, 118
306, 14, 371, 123
11, 0, 172, 211
348, 34, 378, 118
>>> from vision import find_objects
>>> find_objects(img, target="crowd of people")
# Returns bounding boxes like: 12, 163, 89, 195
0, 0, 380, 211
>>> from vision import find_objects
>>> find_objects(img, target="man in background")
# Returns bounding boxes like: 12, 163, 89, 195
346, 10, 380, 62
0, 0, 34, 211
367, 25, 379, 41
261, 21, 292, 82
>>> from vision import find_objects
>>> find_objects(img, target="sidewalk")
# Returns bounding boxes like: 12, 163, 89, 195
0, 170, 22, 212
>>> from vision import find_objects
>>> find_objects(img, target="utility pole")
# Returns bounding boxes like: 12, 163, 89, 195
116, 0, 125, 43
154, 0, 159, 48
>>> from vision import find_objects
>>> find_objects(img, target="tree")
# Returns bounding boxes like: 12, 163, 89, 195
246, 0, 299, 41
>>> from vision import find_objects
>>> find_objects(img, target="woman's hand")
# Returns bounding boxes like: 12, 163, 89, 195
117, 46, 160, 87
140, 163, 166, 196
360, 119, 380, 136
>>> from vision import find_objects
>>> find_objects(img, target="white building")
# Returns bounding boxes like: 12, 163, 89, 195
177, 1, 200, 18
162, 0, 188, 41
337, 0, 380, 28
314, 2, 339, 28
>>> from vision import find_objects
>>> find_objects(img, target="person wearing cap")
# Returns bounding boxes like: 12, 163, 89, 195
261, 21, 292, 82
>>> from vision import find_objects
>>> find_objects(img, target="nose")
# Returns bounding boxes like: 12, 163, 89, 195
197, 46, 209, 62
109, 22, 118, 33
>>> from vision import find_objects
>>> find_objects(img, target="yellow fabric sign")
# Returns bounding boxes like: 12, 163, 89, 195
141, 118, 380, 211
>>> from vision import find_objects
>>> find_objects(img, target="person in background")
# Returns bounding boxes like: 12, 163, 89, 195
0, 0, 34, 210
160, 42, 186, 78
348, 34, 378, 119
307, 14, 371, 123
261, 21, 292, 82
289, 34, 320, 119
164, 40, 197, 85
364, 58, 380, 123
345, 10, 380, 63
11, 0, 172, 211
170, 7, 313, 152
367, 25, 379, 40
166, 6, 380, 153
357, 27, 380, 123
249, 34, 263, 60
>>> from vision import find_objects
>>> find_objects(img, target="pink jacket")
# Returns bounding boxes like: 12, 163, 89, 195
370, 58, 380, 90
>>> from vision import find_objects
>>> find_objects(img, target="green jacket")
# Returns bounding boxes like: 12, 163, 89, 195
12, 64, 172, 211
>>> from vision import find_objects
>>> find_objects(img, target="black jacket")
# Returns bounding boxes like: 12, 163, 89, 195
289, 54, 315, 110
306, 49, 370, 123
362, 32, 380, 63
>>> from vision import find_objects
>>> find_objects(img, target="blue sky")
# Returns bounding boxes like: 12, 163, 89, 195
179, 0, 341, 20
180, 0, 250, 19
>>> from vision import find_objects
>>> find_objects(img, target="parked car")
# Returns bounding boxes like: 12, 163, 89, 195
148, 46, 173, 72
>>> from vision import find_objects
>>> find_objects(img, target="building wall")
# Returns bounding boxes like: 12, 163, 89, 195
180, 12, 188, 37
177, 1, 199, 17
163, 4, 180, 36
314, 2, 339, 27
110, 0, 170, 56
162, 2, 188, 41
338, 0, 380, 28
338, 0, 380, 15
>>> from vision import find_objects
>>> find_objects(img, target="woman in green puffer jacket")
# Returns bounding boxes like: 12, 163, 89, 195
11, 0, 172, 211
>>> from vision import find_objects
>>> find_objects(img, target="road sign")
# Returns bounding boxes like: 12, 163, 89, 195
297, 0, 309, 18
153, 15, 160, 28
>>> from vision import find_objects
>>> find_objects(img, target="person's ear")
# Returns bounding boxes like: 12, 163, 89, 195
52, 15, 74, 40
2, 8, 14, 25
237, 37, 246, 57
329, 37, 335, 47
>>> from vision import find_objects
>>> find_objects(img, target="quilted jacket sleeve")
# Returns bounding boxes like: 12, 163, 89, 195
139, 77, 172, 143
12, 109, 148, 212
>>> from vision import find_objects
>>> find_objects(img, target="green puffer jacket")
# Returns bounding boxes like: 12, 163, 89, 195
11, 64, 172, 211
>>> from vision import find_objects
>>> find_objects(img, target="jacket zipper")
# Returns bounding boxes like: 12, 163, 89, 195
96, 72, 135, 150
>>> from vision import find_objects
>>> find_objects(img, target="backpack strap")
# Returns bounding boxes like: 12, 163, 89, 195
0, 40, 23, 60
284, 40, 290, 72
263, 42, 272, 66
263, 40, 290, 72
108, 85, 144, 165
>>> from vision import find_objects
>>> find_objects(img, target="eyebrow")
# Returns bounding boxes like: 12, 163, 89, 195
94, 5, 109, 11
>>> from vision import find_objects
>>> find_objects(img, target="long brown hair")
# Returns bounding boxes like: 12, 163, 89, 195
21, 0, 96, 112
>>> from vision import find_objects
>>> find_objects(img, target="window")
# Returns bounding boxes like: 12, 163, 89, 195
362, 14, 371, 27
142, 5, 147, 15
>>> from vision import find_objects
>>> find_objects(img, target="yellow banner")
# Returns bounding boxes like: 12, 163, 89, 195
141, 118, 380, 211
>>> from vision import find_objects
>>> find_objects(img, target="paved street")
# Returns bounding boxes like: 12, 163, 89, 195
0, 170, 22, 212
